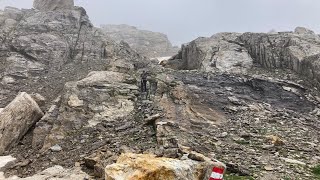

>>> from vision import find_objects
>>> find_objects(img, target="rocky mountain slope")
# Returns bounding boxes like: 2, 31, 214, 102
0, 1, 319, 180
0, 5, 147, 108
101, 24, 179, 58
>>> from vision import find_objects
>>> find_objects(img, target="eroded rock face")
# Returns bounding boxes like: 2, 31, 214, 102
166, 27, 320, 88
33, 0, 74, 11
101, 24, 179, 58
238, 27, 320, 87
301, 54, 320, 87
33, 71, 138, 151
164, 33, 253, 73
105, 153, 215, 180
0, 5, 146, 107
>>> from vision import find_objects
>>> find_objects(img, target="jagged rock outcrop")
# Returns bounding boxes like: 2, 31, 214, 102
0, 5, 146, 107
34, 71, 139, 152
105, 153, 217, 180
101, 24, 179, 57
33, 0, 74, 11
164, 33, 253, 73
238, 27, 320, 87
0, 92, 43, 155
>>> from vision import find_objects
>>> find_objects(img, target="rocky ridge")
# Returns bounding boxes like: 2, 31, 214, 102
101, 24, 179, 58
165, 27, 320, 89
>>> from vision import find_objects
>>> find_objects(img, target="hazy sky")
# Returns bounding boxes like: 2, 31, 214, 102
1, 0, 320, 45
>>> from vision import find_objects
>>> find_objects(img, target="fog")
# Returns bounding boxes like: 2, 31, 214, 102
1, 0, 320, 45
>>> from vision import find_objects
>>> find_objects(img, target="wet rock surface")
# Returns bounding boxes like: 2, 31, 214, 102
152, 69, 319, 179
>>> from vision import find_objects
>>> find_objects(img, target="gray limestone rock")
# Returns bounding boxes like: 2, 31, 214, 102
165, 33, 253, 73
33, 0, 74, 11
0, 5, 146, 107
238, 27, 320, 88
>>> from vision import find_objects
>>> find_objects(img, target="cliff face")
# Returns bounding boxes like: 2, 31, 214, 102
238, 27, 320, 82
101, 24, 179, 58
165, 27, 320, 88
0, 6, 146, 107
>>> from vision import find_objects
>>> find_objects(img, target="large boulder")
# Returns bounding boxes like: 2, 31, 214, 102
33, 0, 74, 11
105, 153, 217, 180
0, 92, 44, 154
101, 24, 179, 58
164, 33, 253, 73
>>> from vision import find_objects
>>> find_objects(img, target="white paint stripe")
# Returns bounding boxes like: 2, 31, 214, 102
210, 172, 223, 179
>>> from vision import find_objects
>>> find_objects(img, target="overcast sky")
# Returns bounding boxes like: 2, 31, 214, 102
1, 0, 320, 45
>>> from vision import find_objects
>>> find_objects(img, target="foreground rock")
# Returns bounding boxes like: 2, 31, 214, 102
0, 92, 44, 154
101, 24, 179, 57
105, 153, 216, 180
33, 0, 74, 11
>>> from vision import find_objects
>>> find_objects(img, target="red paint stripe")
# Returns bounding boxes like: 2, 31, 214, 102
212, 167, 224, 174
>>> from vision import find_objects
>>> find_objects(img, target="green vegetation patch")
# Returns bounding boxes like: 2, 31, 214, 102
224, 174, 254, 180
312, 165, 320, 178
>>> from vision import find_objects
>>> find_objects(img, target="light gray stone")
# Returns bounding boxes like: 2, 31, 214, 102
165, 33, 253, 73
239, 27, 320, 89
33, 0, 74, 11
0, 92, 44, 154
50, 144, 62, 152
4, 165, 89, 180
